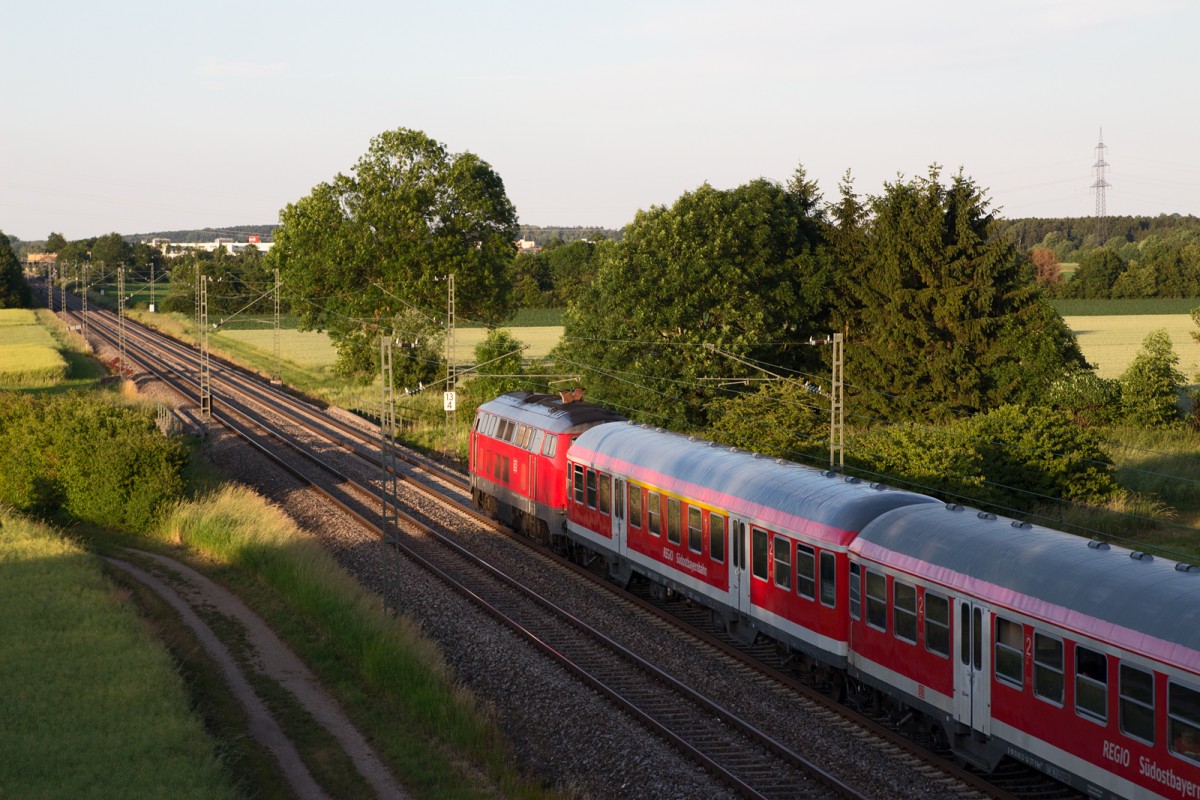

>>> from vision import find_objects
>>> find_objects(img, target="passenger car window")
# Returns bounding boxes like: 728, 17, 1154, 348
1120, 663, 1156, 744
572, 465, 585, 504
924, 592, 949, 657
893, 581, 917, 643
666, 498, 681, 545
865, 569, 886, 631
774, 536, 792, 590
585, 470, 597, 509
1169, 682, 1200, 764
819, 551, 836, 607
647, 492, 661, 536
995, 617, 1023, 688
1076, 646, 1107, 722
1033, 633, 1064, 705
751, 527, 768, 581
628, 484, 643, 528
709, 513, 725, 563
796, 544, 815, 599
597, 473, 610, 515
849, 563, 861, 620
687, 506, 702, 553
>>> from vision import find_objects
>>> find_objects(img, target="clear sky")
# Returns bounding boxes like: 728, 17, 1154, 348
2, 0, 1198, 242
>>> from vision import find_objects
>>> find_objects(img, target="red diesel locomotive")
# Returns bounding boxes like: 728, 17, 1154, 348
469, 391, 1200, 800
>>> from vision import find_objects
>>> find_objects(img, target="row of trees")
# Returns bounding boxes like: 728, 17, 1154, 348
1032, 232, 1200, 299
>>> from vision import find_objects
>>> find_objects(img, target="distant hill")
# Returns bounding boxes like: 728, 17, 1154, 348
125, 224, 279, 244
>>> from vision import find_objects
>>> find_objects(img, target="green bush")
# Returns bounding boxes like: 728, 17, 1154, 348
1120, 329, 1184, 427
0, 392, 187, 531
848, 405, 1119, 511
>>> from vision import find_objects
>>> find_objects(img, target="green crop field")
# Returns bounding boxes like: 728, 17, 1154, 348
1064, 314, 1199, 379
0, 513, 239, 799
214, 327, 339, 368
0, 309, 68, 386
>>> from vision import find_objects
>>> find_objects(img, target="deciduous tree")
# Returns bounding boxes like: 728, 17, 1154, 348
555, 175, 831, 428
273, 128, 518, 378
1120, 329, 1184, 427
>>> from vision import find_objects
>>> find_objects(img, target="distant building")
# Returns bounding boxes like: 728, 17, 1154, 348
24, 253, 57, 264
516, 238, 541, 254
146, 237, 273, 258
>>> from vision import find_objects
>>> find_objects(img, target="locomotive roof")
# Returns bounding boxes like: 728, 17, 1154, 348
571, 422, 939, 546
476, 391, 626, 434
854, 504, 1200, 670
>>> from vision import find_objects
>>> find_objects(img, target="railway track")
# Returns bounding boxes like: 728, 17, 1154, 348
44, 283, 1072, 800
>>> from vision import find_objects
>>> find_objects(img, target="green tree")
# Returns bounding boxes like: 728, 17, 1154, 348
273, 128, 518, 377
45, 232, 67, 253
1068, 247, 1126, 298
840, 166, 1086, 423
0, 229, 32, 308
555, 175, 831, 428
467, 328, 527, 401
89, 232, 134, 273
1120, 329, 1184, 427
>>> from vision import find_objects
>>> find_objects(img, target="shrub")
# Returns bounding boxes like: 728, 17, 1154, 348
1119, 329, 1184, 427
0, 393, 187, 531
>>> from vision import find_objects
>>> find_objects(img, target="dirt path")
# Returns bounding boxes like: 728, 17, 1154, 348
106, 549, 410, 800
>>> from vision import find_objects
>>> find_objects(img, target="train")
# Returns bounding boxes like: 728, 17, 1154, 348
470, 390, 1200, 800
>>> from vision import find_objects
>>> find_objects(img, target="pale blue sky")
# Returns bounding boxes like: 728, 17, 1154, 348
2, 0, 1197, 241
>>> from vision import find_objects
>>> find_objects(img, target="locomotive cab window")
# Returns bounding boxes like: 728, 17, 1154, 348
1120, 663, 1156, 745
709, 513, 725, 563
542, 436, 556, 457
1169, 682, 1200, 764
995, 617, 1024, 688
796, 544, 815, 599
647, 492, 662, 536
865, 569, 887, 631
628, 484, 643, 529
1075, 646, 1108, 723
774, 536, 792, 590
1033, 633, 1064, 706
893, 580, 917, 644
924, 591, 950, 657
687, 507, 702, 553
751, 527, 768, 581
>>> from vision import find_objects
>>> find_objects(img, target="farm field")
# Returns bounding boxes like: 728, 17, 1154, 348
215, 324, 564, 368
0, 308, 68, 386
213, 318, 1199, 383
0, 513, 239, 799
1063, 314, 1198, 379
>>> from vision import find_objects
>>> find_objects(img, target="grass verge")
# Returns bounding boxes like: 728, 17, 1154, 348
148, 484, 551, 800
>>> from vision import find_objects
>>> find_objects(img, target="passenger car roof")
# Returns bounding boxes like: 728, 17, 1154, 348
572, 422, 938, 546
854, 503, 1200, 669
